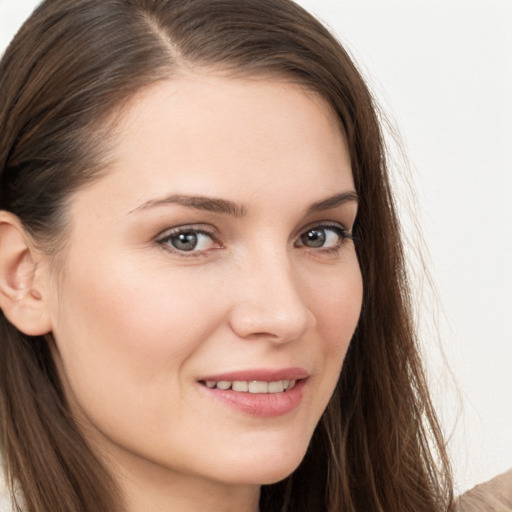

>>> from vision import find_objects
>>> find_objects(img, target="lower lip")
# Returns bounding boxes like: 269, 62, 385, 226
200, 379, 307, 418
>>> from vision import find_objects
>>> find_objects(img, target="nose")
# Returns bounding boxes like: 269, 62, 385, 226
228, 250, 316, 343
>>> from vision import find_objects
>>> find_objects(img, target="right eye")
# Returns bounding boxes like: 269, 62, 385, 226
156, 227, 221, 255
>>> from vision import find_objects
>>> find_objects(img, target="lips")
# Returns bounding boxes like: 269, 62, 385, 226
197, 367, 308, 417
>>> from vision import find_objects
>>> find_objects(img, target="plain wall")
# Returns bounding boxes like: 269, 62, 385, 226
1, 0, 511, 495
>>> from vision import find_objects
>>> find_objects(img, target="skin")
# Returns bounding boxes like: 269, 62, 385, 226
37, 73, 363, 512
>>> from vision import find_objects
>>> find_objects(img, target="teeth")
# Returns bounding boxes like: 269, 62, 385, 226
249, 381, 268, 393
232, 381, 249, 392
268, 381, 284, 393
203, 379, 298, 393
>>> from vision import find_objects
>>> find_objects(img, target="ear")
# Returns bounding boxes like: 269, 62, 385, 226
0, 211, 52, 336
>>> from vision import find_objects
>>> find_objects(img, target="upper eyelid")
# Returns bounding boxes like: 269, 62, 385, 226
155, 220, 349, 235
297, 220, 351, 236
155, 223, 218, 239
296, 223, 351, 241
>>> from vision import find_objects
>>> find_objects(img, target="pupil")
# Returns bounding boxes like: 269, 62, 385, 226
172, 232, 198, 251
303, 229, 325, 248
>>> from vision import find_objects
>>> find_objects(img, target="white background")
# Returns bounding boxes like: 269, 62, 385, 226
1, 0, 511, 495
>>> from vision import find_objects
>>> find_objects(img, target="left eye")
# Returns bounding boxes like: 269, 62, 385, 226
296, 225, 349, 249
158, 229, 217, 252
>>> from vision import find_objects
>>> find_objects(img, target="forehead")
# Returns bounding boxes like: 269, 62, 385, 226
75, 72, 353, 218
114, 71, 344, 148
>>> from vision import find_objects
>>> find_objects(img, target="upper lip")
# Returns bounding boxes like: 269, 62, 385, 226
198, 367, 309, 382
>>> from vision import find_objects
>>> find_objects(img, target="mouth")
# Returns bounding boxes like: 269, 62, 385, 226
197, 368, 308, 417
200, 379, 298, 393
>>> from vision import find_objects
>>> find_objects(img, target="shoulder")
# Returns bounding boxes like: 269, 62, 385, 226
0, 474, 13, 512
0, 468, 22, 512
456, 469, 512, 512
0, 494, 14, 512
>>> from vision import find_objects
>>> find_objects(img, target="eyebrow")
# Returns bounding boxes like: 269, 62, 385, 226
305, 191, 358, 214
130, 191, 358, 217
130, 194, 247, 217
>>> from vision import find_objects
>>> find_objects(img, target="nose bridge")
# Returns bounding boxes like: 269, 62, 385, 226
229, 246, 315, 342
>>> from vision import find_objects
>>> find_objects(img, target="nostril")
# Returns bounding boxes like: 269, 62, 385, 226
228, 306, 314, 343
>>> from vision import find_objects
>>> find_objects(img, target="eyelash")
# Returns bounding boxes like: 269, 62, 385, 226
155, 223, 353, 258
295, 223, 353, 254
156, 226, 220, 258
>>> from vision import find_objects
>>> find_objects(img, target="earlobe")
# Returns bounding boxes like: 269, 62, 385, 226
0, 211, 52, 336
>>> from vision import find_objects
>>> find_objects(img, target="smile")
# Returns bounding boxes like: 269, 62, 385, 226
202, 379, 297, 393
198, 368, 308, 417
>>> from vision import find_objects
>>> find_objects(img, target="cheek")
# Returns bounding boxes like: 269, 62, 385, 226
50, 255, 227, 408
310, 260, 363, 352
301, 257, 363, 408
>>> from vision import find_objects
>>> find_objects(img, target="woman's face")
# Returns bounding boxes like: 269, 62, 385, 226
43, 73, 362, 496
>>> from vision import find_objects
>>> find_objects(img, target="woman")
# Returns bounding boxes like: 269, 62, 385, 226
0, 0, 453, 511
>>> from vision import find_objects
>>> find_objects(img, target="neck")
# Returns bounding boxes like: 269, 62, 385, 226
109, 450, 261, 512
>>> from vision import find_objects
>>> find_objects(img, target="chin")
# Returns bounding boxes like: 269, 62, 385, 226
213, 442, 309, 486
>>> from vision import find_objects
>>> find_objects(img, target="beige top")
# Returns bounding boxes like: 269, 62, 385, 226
456, 469, 512, 512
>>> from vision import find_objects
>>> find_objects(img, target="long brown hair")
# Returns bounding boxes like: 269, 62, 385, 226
0, 0, 453, 510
